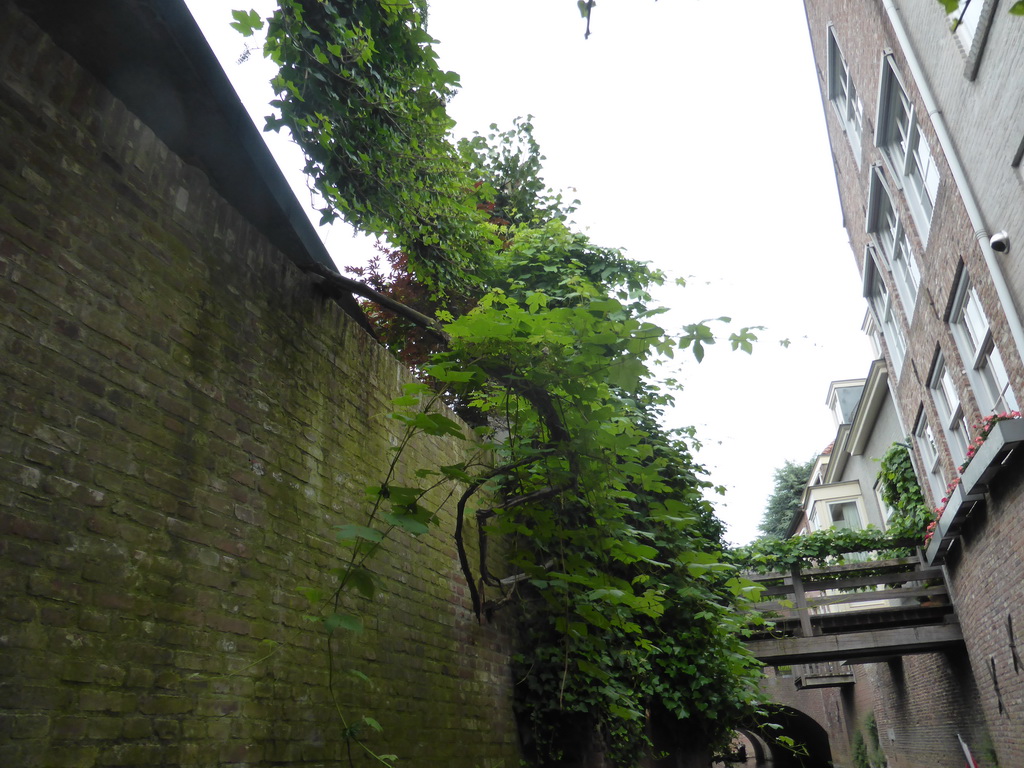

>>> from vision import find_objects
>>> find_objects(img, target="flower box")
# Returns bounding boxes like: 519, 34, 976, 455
924, 482, 986, 566
959, 418, 1024, 496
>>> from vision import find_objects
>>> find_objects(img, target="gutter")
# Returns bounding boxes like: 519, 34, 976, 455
881, 0, 1024, 367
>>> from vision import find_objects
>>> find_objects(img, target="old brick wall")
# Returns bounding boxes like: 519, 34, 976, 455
944, 465, 1024, 768
0, 4, 520, 766
865, 653, 991, 768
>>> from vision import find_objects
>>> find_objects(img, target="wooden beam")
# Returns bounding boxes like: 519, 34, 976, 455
745, 556, 923, 583
795, 672, 856, 690
791, 565, 814, 638
748, 623, 964, 665
757, 565, 946, 596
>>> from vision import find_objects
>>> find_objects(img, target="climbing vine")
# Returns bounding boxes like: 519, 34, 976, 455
235, 2, 769, 765
233, 0, 492, 297
427, 253, 766, 762
876, 441, 933, 540
732, 442, 933, 574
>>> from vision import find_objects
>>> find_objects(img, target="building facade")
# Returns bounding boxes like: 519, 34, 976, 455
801, 1, 1024, 766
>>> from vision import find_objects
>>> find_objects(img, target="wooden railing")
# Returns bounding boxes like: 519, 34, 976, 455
744, 555, 963, 664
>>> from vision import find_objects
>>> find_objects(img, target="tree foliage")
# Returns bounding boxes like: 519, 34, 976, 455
237, 0, 493, 297
428, 229, 765, 763
758, 457, 815, 540
238, 3, 768, 764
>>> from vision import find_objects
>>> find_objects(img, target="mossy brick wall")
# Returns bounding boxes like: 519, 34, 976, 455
0, 5, 520, 766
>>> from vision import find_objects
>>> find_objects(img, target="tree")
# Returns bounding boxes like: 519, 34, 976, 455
758, 458, 815, 540
235, 5, 768, 765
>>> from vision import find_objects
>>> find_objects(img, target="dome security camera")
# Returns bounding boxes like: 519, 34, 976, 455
990, 230, 1010, 253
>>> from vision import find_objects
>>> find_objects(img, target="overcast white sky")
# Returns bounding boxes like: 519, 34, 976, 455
184, 0, 875, 546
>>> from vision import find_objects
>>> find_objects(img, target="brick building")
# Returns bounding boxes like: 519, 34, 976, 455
797, 1, 1024, 766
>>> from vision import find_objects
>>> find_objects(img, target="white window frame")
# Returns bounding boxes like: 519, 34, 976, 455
862, 311, 884, 360
864, 255, 907, 377
949, 273, 1020, 415
874, 481, 896, 529
914, 412, 946, 505
867, 170, 921, 312
827, 27, 864, 165
826, 499, 863, 531
929, 352, 971, 465
875, 57, 940, 243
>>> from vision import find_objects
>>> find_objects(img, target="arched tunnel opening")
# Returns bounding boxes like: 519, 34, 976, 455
738, 705, 834, 767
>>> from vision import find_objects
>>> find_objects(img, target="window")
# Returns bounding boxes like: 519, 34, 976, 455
876, 60, 940, 241
827, 500, 862, 531
867, 170, 921, 311
948, 0, 984, 51
863, 311, 884, 360
808, 497, 864, 533
864, 257, 907, 376
914, 413, 946, 504
828, 29, 864, 163
874, 482, 896, 528
929, 354, 971, 464
949, 274, 1020, 415
946, 0, 997, 80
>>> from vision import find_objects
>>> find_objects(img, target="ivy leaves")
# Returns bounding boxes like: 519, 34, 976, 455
876, 441, 934, 541
733, 441, 932, 574
242, 2, 767, 756
425, 227, 765, 763
256, 0, 493, 295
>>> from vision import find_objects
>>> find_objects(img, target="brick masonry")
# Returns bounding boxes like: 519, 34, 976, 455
800, 1, 1024, 767
0, 4, 520, 766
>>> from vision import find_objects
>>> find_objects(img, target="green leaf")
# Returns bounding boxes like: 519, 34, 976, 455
1012, 0, 1024, 14
335, 524, 384, 544
297, 586, 323, 605
391, 395, 421, 407
346, 567, 377, 599
439, 463, 474, 483
325, 613, 363, 633
576, 658, 610, 681
229, 9, 263, 36
396, 412, 466, 439
382, 511, 430, 536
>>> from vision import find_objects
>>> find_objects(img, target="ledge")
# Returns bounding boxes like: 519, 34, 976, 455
959, 419, 1024, 496
795, 671, 856, 690
924, 482, 985, 565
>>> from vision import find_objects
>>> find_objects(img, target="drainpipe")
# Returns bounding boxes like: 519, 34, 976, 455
881, 0, 1024, 367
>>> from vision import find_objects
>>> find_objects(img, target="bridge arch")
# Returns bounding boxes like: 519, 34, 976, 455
744, 705, 834, 767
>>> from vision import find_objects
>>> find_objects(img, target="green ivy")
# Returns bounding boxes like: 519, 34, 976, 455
242, 0, 495, 297
877, 441, 934, 541
241, 5, 768, 764
732, 441, 932, 573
